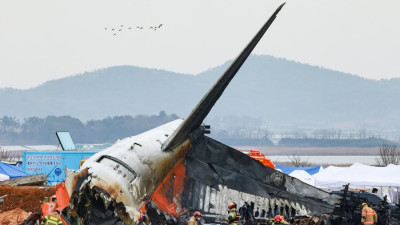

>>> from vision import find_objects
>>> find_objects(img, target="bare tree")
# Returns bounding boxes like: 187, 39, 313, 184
375, 145, 400, 166
0, 146, 9, 161
0, 146, 21, 162
288, 154, 311, 167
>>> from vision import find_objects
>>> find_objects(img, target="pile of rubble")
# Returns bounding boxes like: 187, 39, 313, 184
0, 185, 56, 224
0, 208, 30, 225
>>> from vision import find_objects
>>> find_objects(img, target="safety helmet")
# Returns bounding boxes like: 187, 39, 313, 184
362, 202, 368, 207
194, 211, 202, 218
274, 215, 284, 222
228, 202, 237, 209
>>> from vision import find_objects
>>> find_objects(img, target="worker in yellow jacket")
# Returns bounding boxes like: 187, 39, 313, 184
225, 202, 240, 225
42, 210, 63, 225
361, 203, 377, 225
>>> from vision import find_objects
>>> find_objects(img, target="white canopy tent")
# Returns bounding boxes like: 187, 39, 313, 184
289, 170, 316, 186
312, 163, 400, 203
0, 173, 10, 181
313, 163, 400, 188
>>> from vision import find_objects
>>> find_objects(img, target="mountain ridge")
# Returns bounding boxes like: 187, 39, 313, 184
1, 55, 399, 129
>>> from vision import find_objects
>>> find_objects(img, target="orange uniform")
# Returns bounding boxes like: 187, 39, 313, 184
361, 204, 377, 225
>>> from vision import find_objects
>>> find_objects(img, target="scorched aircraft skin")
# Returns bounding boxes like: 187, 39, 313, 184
62, 3, 340, 225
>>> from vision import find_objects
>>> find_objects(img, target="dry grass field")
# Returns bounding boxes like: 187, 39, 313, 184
236, 146, 379, 156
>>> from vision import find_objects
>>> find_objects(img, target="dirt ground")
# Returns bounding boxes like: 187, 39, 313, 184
0, 185, 56, 213
0, 208, 30, 225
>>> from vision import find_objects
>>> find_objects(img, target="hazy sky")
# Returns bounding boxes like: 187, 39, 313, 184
1, 0, 399, 89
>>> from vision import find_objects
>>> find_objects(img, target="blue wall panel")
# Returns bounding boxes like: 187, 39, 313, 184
23, 151, 96, 185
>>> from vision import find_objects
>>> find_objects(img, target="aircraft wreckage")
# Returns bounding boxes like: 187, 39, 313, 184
61, 3, 400, 225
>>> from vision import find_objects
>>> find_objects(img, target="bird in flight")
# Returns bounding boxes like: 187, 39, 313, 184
105, 23, 163, 35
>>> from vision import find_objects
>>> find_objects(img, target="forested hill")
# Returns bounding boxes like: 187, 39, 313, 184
1, 55, 400, 129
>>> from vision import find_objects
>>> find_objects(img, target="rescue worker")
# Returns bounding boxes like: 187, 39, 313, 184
273, 215, 289, 224
41, 210, 63, 225
188, 211, 202, 225
138, 211, 151, 225
361, 202, 377, 225
225, 202, 240, 225
371, 188, 383, 198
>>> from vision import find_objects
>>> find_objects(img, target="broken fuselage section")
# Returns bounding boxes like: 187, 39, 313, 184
63, 119, 339, 225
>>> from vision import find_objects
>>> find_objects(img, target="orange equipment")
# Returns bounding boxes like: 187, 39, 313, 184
148, 160, 187, 217
41, 181, 70, 224
41, 195, 57, 218
240, 149, 275, 169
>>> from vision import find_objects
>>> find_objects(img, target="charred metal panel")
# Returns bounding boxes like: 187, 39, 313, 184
185, 136, 340, 215
182, 178, 307, 219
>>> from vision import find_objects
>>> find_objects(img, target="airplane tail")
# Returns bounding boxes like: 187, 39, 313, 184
162, 3, 285, 151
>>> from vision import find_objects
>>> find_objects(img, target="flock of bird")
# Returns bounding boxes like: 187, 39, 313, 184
105, 24, 163, 36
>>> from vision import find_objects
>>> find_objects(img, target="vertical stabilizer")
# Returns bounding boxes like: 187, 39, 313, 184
163, 3, 285, 151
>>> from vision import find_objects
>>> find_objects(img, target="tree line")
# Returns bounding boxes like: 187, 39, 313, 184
0, 113, 397, 147
0, 112, 179, 145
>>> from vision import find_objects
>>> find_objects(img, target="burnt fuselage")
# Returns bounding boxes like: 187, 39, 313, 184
65, 119, 190, 224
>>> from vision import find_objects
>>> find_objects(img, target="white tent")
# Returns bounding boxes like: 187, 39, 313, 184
0, 173, 10, 181
289, 170, 315, 186
312, 166, 348, 189
313, 163, 400, 188
313, 163, 400, 203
